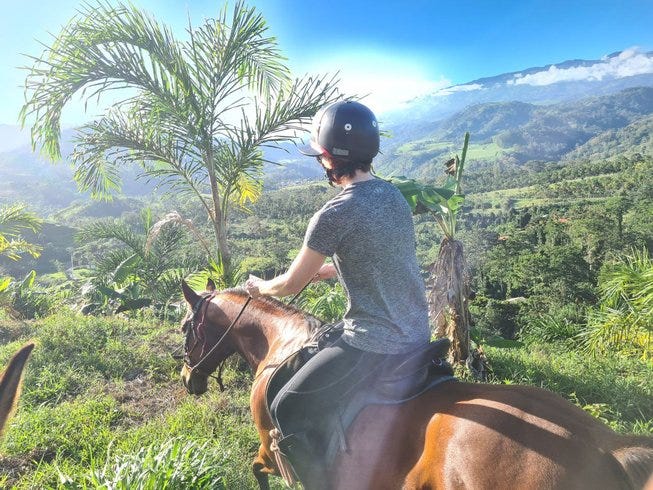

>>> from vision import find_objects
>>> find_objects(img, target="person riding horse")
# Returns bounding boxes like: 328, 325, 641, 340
245, 101, 430, 489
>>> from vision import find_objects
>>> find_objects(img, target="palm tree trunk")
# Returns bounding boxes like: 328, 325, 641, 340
205, 152, 232, 275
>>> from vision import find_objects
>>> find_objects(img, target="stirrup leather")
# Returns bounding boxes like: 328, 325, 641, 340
269, 428, 298, 487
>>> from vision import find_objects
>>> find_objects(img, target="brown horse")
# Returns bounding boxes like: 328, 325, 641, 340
179, 283, 653, 490
0, 343, 34, 437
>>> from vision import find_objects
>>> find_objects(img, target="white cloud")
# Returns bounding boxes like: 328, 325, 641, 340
506, 47, 653, 86
433, 83, 484, 96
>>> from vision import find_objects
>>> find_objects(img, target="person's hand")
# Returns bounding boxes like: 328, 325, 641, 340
245, 274, 263, 298
314, 263, 337, 281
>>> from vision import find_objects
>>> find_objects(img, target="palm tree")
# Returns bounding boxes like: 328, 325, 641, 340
391, 133, 481, 373
77, 209, 203, 314
20, 1, 340, 276
0, 204, 42, 263
582, 248, 653, 359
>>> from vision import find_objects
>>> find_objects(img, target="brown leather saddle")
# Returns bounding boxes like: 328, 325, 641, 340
265, 323, 455, 467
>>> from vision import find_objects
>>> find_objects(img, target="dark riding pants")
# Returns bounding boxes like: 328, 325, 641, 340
270, 336, 387, 438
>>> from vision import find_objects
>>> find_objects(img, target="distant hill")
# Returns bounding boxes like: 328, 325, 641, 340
562, 114, 653, 161
0, 125, 30, 152
268, 50, 653, 181
0, 128, 157, 214
375, 87, 653, 178
383, 49, 653, 128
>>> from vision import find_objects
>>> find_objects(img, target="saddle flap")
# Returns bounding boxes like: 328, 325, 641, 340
380, 338, 451, 382
265, 323, 342, 415
265, 347, 314, 412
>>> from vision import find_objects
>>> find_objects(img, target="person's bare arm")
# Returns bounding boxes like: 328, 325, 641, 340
245, 246, 326, 298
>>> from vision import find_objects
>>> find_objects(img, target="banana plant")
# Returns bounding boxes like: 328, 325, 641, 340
389, 133, 480, 372
388, 132, 469, 239
0, 270, 53, 319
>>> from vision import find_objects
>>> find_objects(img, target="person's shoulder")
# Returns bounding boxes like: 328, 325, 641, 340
313, 190, 351, 218
371, 178, 406, 199
374, 178, 399, 192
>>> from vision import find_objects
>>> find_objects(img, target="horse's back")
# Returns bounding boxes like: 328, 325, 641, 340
334, 381, 644, 490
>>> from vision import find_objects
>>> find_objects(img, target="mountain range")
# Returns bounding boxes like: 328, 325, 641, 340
1, 48, 652, 210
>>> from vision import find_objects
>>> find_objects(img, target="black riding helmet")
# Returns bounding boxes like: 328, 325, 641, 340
299, 101, 379, 162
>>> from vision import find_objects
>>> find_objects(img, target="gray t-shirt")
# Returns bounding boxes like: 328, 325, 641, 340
304, 178, 430, 354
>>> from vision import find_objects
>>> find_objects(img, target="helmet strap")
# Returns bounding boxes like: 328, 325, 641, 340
324, 167, 337, 186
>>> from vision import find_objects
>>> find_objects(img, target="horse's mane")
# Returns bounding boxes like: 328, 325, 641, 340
220, 288, 324, 332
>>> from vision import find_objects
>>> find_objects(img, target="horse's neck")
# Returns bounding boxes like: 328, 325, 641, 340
225, 296, 315, 373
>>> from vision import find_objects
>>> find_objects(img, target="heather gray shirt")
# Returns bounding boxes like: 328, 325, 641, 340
304, 178, 430, 354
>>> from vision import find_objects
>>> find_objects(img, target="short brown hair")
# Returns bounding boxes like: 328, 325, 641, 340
329, 157, 373, 181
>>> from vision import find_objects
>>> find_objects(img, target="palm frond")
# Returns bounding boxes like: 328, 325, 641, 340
185, 1, 290, 122
0, 238, 42, 261
145, 212, 213, 259
21, 0, 195, 159
0, 204, 43, 260
581, 248, 653, 358
71, 103, 203, 199
251, 74, 342, 146
76, 220, 145, 254
0, 204, 42, 237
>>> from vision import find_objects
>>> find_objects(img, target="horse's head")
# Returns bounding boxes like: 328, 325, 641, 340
179, 279, 238, 395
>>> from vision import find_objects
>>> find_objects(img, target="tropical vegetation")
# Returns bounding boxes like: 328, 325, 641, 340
0, 1, 651, 488
20, 1, 340, 276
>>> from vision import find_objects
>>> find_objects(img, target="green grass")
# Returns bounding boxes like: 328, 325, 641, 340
396, 140, 454, 154
464, 142, 508, 160
484, 340, 653, 434
0, 311, 650, 488
79, 438, 238, 489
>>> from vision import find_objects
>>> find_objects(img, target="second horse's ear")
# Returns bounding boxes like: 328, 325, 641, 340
0, 342, 35, 437
206, 278, 216, 292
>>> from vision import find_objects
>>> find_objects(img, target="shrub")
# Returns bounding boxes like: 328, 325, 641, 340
580, 249, 652, 358
298, 282, 347, 323
518, 303, 585, 346
475, 298, 521, 339
75, 438, 234, 490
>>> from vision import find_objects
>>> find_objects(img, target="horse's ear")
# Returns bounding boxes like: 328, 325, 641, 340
206, 278, 216, 292
0, 342, 34, 436
181, 280, 200, 305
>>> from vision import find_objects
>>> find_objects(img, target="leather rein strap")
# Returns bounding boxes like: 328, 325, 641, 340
188, 293, 252, 382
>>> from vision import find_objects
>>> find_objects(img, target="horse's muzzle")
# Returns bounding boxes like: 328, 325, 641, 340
181, 364, 208, 395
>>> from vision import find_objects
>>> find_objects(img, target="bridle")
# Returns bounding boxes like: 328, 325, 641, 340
177, 291, 251, 391
175, 281, 312, 391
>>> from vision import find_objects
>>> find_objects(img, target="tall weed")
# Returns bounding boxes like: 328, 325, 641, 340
71, 438, 235, 489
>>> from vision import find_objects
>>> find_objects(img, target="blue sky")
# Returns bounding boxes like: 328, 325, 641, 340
2, 0, 653, 126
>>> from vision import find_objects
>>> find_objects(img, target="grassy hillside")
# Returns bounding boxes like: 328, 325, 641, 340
0, 309, 650, 488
